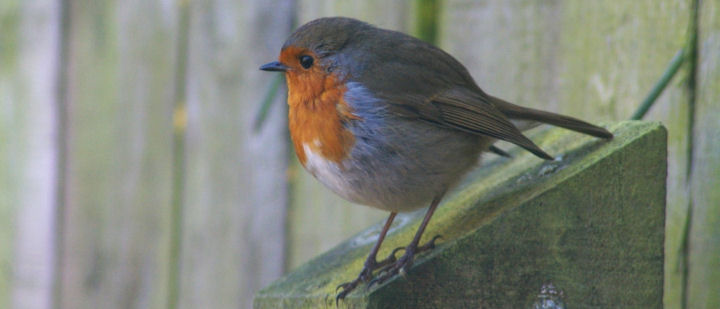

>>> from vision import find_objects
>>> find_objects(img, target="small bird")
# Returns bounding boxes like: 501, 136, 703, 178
260, 17, 612, 301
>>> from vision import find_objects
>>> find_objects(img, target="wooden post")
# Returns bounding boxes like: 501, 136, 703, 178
437, 1, 700, 307
255, 121, 667, 308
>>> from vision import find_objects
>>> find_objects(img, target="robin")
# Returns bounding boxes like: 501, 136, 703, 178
260, 17, 612, 301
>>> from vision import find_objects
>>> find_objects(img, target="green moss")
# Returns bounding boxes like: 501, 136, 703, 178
255, 121, 666, 308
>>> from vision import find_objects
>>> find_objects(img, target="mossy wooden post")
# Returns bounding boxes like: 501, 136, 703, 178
0, 1, 60, 308
255, 121, 666, 308
438, 1, 705, 307
288, 0, 413, 270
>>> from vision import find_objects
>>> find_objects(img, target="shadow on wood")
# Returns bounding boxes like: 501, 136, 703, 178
254, 121, 666, 308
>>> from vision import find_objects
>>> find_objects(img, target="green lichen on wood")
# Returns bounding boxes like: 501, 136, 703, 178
438, 2, 695, 307
254, 121, 667, 308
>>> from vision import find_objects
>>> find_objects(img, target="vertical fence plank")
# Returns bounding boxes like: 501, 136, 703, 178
440, 0, 689, 119
689, 0, 720, 306
0, 2, 21, 307
178, 1, 291, 308
439, 0, 693, 307
58, 0, 177, 308
440, 1, 566, 112
0, 0, 61, 308
287, 0, 413, 270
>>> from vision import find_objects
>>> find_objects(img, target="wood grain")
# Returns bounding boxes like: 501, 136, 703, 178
177, 1, 292, 308
0, 1, 61, 308
688, 1, 720, 307
57, 0, 177, 308
439, 1, 695, 307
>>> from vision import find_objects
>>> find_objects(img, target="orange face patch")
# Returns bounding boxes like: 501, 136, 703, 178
281, 47, 358, 166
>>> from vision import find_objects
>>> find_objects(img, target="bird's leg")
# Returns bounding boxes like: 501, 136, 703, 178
336, 212, 399, 302
369, 192, 445, 288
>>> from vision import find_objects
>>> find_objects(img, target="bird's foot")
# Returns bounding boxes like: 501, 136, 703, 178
368, 235, 442, 289
336, 247, 404, 303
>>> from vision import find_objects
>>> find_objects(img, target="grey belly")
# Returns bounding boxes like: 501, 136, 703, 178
307, 116, 488, 212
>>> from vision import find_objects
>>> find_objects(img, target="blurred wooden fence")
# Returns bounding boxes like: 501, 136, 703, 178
0, 0, 717, 308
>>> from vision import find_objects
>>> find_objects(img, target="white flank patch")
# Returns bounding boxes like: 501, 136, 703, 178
302, 144, 351, 198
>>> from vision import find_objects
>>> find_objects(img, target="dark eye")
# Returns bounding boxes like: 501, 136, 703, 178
299, 55, 314, 69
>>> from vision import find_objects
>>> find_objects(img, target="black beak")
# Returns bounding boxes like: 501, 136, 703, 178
259, 61, 289, 72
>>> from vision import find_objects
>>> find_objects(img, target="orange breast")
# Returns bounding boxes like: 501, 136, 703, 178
286, 69, 358, 166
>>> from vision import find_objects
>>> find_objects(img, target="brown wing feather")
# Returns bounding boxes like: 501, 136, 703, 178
384, 88, 554, 160
343, 24, 607, 160
427, 88, 553, 160
490, 96, 613, 139
488, 145, 512, 158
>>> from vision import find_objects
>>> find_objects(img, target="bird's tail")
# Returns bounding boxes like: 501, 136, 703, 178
490, 96, 613, 139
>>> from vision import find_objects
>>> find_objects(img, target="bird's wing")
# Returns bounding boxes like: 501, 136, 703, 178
386, 87, 553, 160
489, 96, 613, 138
346, 29, 606, 160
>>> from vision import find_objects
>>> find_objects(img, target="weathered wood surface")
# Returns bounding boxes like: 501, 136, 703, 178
439, 1, 710, 307
0, 1, 60, 308
56, 0, 178, 308
255, 121, 667, 308
178, 1, 292, 309
689, 1, 720, 307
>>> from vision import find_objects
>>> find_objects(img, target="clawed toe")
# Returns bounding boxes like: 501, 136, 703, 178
368, 254, 413, 289
336, 280, 359, 304
367, 235, 443, 290
336, 281, 352, 293
336, 249, 403, 303
367, 257, 409, 289
337, 235, 443, 302
376, 247, 404, 266
338, 193, 446, 304
418, 235, 442, 252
